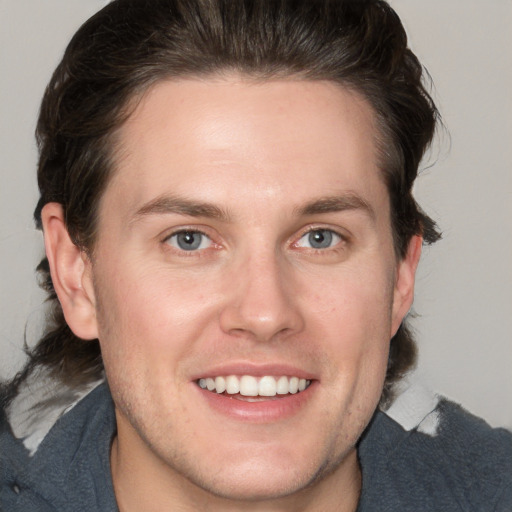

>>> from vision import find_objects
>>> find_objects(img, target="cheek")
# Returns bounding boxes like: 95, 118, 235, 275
92, 261, 221, 373
305, 265, 393, 386
306, 264, 394, 337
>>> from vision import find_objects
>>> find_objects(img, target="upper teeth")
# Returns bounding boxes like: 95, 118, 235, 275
198, 375, 310, 397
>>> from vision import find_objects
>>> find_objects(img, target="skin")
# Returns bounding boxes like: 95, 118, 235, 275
42, 77, 421, 511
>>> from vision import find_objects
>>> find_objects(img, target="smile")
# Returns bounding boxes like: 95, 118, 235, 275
197, 375, 312, 397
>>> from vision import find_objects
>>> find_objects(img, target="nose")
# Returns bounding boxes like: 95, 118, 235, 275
219, 252, 305, 342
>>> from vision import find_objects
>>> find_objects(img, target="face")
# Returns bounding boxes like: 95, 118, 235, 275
80, 78, 417, 503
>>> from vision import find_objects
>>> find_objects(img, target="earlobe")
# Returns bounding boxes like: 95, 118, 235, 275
41, 203, 98, 340
390, 235, 423, 336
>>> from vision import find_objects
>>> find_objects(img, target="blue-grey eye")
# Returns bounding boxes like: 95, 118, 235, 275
297, 229, 341, 249
167, 231, 212, 251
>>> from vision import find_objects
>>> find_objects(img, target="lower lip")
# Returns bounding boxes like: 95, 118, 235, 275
195, 382, 316, 423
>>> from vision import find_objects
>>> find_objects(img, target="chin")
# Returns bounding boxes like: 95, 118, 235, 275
189, 464, 316, 502
168, 438, 340, 503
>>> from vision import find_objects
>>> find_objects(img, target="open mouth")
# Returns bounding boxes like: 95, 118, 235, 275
197, 375, 312, 400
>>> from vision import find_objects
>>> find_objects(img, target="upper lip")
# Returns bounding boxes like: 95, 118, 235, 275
190, 362, 317, 381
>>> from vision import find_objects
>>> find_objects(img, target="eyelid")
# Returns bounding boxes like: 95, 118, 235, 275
295, 225, 347, 240
161, 226, 221, 255
167, 231, 212, 250
162, 227, 210, 242
291, 226, 349, 251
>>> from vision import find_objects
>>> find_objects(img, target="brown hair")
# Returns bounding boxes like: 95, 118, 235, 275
4, 0, 440, 407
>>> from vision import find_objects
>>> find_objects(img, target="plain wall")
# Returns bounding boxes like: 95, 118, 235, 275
0, 0, 510, 428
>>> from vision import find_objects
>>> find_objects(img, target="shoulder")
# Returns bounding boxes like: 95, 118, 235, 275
358, 382, 512, 511
1, 382, 118, 512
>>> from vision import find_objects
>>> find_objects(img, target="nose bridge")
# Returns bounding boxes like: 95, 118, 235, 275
220, 244, 303, 341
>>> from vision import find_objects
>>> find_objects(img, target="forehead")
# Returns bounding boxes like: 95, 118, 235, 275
105, 76, 386, 222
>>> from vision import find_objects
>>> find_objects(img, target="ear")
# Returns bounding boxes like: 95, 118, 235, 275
41, 203, 98, 340
390, 235, 423, 337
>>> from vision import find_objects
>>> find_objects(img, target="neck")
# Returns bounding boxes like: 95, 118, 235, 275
111, 432, 362, 512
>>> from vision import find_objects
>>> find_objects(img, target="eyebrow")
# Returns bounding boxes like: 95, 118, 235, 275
132, 195, 232, 223
131, 192, 375, 225
296, 193, 376, 221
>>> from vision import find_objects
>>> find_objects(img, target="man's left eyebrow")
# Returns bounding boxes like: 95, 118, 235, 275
296, 194, 376, 221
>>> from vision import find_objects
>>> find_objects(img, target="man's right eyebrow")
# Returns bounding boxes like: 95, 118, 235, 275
131, 195, 232, 223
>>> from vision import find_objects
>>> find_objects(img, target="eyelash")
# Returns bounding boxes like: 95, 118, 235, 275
161, 226, 348, 256
162, 228, 216, 256
292, 227, 347, 252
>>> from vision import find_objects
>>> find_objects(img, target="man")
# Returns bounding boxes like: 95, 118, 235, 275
1, 0, 510, 510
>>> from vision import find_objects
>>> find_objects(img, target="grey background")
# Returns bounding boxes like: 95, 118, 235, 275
1, 0, 511, 428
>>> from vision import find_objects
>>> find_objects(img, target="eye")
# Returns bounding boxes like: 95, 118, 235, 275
166, 230, 212, 251
296, 229, 342, 250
